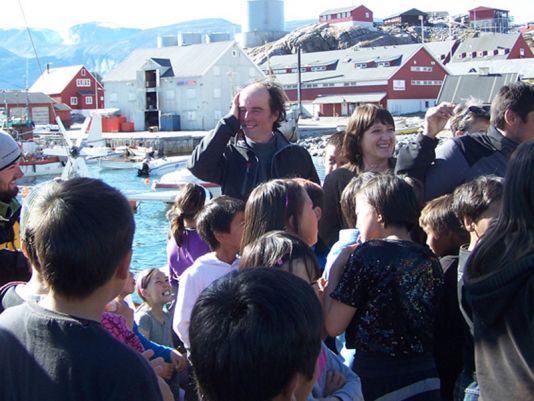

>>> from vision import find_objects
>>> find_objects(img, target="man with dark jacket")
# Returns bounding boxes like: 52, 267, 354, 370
0, 130, 30, 286
396, 81, 534, 201
188, 81, 320, 200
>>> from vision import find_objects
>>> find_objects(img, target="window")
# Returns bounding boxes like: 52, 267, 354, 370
410, 66, 433, 72
70, 97, 78, 105
365, 12, 369, 18
85, 96, 93, 105
76, 78, 91, 87
187, 111, 196, 121
393, 80, 405, 91
128, 93, 136, 101
187, 89, 196, 99
109, 92, 118, 102
81, 69, 86, 76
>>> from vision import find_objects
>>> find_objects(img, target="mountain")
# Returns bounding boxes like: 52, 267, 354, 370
0, 18, 241, 90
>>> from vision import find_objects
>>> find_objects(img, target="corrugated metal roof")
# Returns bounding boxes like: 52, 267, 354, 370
103, 41, 237, 82
313, 92, 387, 104
445, 59, 534, 78
437, 73, 519, 104
262, 43, 424, 86
384, 8, 427, 20
30, 65, 85, 94
0, 91, 56, 104
319, 5, 367, 16
452, 33, 521, 63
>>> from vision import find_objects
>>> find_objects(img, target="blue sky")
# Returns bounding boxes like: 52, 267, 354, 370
5, 0, 532, 37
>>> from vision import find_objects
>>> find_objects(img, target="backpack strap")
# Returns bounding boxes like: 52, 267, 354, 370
0, 281, 25, 314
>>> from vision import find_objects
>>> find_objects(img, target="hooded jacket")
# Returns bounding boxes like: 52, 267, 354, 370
395, 126, 517, 201
464, 253, 534, 401
188, 114, 320, 200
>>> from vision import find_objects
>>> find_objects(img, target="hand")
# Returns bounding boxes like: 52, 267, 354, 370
423, 102, 455, 138
170, 349, 188, 372
158, 362, 175, 381
142, 350, 163, 374
230, 91, 241, 119
324, 370, 347, 395
329, 243, 358, 286
156, 376, 175, 401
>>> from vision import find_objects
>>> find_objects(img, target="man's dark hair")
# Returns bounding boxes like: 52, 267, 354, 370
452, 175, 503, 224
491, 81, 534, 130
24, 178, 134, 299
189, 268, 322, 401
261, 81, 288, 130
357, 173, 420, 231
196, 196, 245, 250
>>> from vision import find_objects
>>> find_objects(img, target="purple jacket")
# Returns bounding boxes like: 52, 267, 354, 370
166, 229, 210, 287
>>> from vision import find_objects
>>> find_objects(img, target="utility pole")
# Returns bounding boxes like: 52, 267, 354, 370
297, 46, 302, 118
419, 15, 424, 43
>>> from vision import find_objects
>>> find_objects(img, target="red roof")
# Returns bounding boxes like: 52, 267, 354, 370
468, 6, 509, 12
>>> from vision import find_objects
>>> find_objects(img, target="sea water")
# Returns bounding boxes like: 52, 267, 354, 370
19, 157, 325, 276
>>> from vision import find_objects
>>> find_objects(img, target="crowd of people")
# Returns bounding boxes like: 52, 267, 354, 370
0, 79, 533, 401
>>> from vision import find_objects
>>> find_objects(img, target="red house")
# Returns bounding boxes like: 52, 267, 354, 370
319, 5, 374, 30
30, 65, 104, 115
469, 6, 509, 33
262, 43, 448, 116
451, 33, 533, 63
0, 91, 72, 128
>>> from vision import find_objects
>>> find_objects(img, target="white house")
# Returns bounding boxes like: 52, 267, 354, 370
103, 41, 265, 131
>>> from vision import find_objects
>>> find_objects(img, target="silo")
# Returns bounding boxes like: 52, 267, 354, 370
243, 0, 287, 48
205, 33, 232, 43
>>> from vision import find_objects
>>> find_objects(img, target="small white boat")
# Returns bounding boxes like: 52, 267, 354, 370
20, 156, 64, 177
137, 155, 190, 177
99, 156, 143, 170
153, 167, 221, 197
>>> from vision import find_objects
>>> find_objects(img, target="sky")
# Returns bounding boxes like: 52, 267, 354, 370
4, 0, 533, 39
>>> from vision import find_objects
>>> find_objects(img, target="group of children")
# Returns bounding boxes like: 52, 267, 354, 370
0, 129, 533, 401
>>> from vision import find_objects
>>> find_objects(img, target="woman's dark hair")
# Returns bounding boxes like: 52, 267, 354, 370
167, 183, 206, 246
241, 179, 307, 251
357, 173, 420, 232
240, 231, 320, 283
343, 104, 395, 173
468, 141, 534, 276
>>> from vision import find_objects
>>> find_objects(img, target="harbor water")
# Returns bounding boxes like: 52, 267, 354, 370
19, 157, 325, 276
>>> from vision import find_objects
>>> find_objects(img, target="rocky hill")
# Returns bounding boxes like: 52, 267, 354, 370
246, 23, 486, 65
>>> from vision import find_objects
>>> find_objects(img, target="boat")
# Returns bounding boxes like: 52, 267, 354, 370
153, 167, 221, 197
137, 155, 190, 177
99, 155, 143, 170
18, 140, 64, 177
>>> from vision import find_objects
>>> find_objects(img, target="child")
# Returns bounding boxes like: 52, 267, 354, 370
463, 142, 534, 401
173, 195, 245, 349
135, 268, 174, 347
450, 175, 503, 401
240, 230, 364, 401
166, 184, 210, 297
323, 174, 444, 401
189, 268, 322, 401
323, 130, 347, 176
241, 178, 318, 250
419, 194, 469, 401
0, 177, 168, 401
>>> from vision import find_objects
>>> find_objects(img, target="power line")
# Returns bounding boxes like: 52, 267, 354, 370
18, 0, 43, 78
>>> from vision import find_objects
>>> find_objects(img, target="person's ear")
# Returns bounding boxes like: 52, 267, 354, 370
287, 215, 297, 234
115, 249, 132, 280
21, 241, 30, 259
463, 216, 476, 233
313, 206, 322, 221
376, 211, 384, 224
276, 373, 299, 401
503, 109, 518, 128
213, 230, 226, 245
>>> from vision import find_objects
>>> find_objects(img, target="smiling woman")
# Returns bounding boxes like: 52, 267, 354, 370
319, 104, 397, 248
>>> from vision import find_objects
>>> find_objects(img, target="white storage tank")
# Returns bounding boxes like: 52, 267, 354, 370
157, 35, 178, 48
243, 0, 287, 48
178, 32, 203, 46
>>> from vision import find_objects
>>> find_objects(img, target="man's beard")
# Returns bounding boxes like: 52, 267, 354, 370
0, 185, 18, 203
